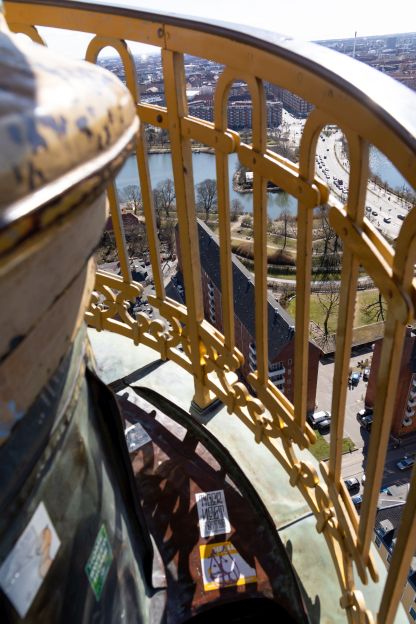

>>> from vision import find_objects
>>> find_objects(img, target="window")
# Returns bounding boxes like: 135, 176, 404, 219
409, 607, 416, 621
375, 536, 381, 548
288, 359, 292, 365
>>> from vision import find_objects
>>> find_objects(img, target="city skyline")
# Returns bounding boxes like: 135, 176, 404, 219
20, 0, 415, 59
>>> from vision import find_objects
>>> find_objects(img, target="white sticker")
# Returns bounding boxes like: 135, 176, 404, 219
124, 423, 151, 452
0, 502, 61, 618
199, 541, 257, 592
195, 489, 231, 538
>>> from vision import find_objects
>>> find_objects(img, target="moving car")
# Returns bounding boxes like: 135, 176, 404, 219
396, 457, 415, 471
372, 210, 378, 216
344, 477, 360, 495
384, 217, 391, 224
351, 371, 361, 386
307, 410, 331, 429
398, 214, 405, 220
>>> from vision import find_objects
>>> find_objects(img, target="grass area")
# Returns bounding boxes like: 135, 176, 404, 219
287, 289, 384, 334
268, 234, 297, 250
310, 433, 356, 461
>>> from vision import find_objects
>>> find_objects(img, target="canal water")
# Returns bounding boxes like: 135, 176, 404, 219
116, 148, 411, 219
116, 151, 297, 218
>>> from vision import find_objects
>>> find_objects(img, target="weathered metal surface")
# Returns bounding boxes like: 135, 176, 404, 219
118, 386, 309, 623
3, 2, 416, 622
0, 328, 157, 622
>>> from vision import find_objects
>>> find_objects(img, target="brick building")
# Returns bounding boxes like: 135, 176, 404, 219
186, 220, 321, 413
188, 100, 282, 130
366, 326, 416, 436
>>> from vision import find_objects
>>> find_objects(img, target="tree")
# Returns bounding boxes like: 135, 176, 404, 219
317, 284, 340, 338
278, 206, 292, 250
122, 185, 142, 214
230, 198, 243, 221
196, 178, 217, 222
154, 178, 175, 218
159, 218, 176, 257
362, 291, 386, 322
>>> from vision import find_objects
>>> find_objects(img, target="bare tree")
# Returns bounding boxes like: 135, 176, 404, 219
230, 198, 243, 221
362, 291, 386, 322
196, 178, 217, 222
154, 178, 176, 218
317, 284, 340, 337
123, 185, 142, 214
278, 207, 292, 250
159, 218, 176, 257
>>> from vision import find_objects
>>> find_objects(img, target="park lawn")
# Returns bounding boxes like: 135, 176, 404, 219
268, 234, 297, 250
354, 289, 384, 326
310, 433, 356, 461
287, 294, 339, 333
287, 289, 384, 334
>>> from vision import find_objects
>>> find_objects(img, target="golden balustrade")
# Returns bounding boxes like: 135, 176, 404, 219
4, 1, 416, 622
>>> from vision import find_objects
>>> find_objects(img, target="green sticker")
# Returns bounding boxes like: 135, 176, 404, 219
85, 524, 113, 601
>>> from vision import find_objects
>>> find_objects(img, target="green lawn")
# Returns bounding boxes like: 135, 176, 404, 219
287, 289, 384, 334
310, 433, 356, 461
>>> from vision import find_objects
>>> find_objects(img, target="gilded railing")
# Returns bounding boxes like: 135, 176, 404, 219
5, 1, 416, 622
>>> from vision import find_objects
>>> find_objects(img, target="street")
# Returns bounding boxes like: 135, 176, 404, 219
315, 347, 416, 496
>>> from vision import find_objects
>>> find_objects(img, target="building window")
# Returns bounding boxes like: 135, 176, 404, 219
387, 553, 392, 564
409, 607, 416, 621
288, 359, 292, 365
375, 536, 381, 548
287, 369, 291, 376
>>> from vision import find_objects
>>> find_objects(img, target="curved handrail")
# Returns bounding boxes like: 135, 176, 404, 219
4, 2, 416, 623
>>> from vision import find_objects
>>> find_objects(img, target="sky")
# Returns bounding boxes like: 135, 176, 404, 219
25, 0, 415, 58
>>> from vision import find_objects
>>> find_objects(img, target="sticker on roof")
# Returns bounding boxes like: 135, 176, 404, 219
195, 489, 231, 538
199, 541, 257, 592
0, 502, 61, 618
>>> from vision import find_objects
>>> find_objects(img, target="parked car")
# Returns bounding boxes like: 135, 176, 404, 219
361, 415, 373, 431
357, 406, 373, 422
344, 477, 360, 495
362, 367, 370, 381
350, 371, 361, 386
372, 210, 378, 216
351, 494, 363, 507
396, 457, 415, 471
384, 217, 392, 224
317, 419, 331, 435
397, 214, 405, 220
307, 410, 331, 429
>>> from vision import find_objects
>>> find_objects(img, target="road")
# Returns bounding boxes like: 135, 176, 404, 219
315, 348, 416, 495
281, 110, 412, 240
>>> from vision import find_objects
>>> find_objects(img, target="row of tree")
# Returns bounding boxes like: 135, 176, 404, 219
120, 177, 223, 223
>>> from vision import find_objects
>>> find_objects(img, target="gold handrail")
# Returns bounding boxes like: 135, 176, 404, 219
4, 2, 416, 622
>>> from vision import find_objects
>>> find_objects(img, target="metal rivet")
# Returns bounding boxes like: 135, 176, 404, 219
156, 114, 163, 123
157, 28, 164, 38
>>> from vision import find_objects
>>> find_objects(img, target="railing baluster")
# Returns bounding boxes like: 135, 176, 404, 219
213, 69, 239, 352
378, 465, 416, 623
107, 182, 132, 282
296, 110, 325, 430
250, 78, 268, 386
329, 133, 368, 482
85, 37, 164, 297
358, 318, 406, 556
162, 48, 211, 407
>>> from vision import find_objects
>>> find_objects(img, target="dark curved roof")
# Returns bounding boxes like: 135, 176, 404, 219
197, 219, 297, 360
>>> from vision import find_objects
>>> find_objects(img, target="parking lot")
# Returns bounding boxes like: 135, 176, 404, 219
315, 345, 416, 495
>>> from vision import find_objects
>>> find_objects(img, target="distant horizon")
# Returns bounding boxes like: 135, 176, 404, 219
19, 0, 414, 59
